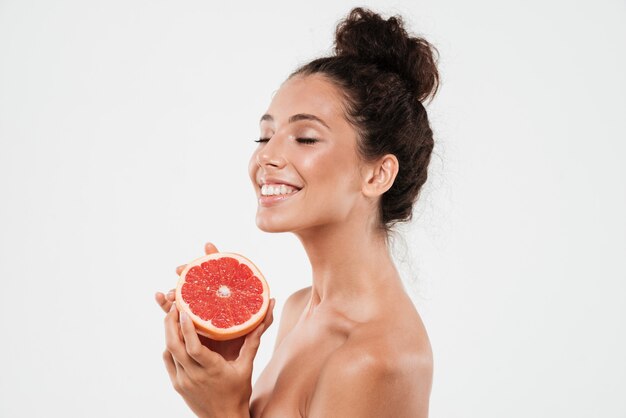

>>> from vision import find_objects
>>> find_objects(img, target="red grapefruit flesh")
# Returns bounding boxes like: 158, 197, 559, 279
175, 252, 270, 341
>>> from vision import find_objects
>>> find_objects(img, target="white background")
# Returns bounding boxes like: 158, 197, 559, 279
1, 0, 625, 417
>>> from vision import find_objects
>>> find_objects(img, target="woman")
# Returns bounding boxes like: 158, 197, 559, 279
155, 7, 439, 417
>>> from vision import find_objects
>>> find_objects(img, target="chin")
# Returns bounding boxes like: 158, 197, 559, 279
255, 212, 296, 233
255, 222, 285, 233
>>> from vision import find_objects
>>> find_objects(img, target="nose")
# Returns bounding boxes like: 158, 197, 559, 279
256, 138, 287, 169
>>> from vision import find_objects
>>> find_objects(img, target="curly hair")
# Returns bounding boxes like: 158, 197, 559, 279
288, 7, 440, 233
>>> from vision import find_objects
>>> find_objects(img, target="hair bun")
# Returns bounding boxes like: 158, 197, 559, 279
333, 7, 439, 103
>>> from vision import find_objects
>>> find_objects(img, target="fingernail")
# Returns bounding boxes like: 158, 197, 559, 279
170, 303, 176, 312
180, 310, 187, 323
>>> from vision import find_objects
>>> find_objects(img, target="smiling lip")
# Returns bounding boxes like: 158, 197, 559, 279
257, 176, 303, 190
258, 189, 301, 207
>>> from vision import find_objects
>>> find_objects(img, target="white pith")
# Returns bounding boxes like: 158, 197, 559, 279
261, 184, 299, 196
175, 252, 270, 341
217, 285, 231, 297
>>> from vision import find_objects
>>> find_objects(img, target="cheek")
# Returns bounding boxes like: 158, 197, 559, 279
298, 148, 357, 191
297, 150, 334, 182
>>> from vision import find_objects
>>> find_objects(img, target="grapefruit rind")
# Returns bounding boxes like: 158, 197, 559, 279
175, 252, 270, 341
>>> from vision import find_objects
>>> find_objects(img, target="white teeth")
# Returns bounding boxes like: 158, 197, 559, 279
261, 184, 299, 196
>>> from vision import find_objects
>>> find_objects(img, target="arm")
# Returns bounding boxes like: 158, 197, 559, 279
307, 346, 433, 418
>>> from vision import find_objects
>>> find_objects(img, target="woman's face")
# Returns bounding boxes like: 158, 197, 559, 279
248, 74, 367, 234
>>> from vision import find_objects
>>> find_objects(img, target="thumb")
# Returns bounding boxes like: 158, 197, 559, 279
237, 299, 275, 368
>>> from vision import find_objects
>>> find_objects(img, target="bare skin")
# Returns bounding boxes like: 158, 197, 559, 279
155, 243, 277, 418
155, 73, 433, 417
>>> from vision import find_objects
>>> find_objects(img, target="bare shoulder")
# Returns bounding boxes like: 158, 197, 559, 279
307, 309, 433, 418
273, 286, 311, 351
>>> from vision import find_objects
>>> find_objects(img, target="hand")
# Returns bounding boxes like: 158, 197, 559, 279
154, 242, 249, 360
155, 242, 276, 417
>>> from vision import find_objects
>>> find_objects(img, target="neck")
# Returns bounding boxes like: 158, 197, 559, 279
293, 213, 402, 316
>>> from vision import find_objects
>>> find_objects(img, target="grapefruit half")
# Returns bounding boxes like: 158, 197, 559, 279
175, 252, 270, 341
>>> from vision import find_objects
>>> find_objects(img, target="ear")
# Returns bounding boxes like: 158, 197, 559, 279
361, 154, 399, 198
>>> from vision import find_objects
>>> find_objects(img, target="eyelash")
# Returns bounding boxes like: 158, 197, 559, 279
254, 138, 318, 144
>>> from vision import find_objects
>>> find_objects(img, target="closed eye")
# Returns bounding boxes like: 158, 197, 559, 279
254, 138, 318, 144
296, 138, 318, 144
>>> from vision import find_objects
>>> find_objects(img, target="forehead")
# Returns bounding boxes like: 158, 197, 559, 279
264, 74, 347, 125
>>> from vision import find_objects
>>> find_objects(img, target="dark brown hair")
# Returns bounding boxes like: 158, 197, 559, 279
289, 7, 440, 233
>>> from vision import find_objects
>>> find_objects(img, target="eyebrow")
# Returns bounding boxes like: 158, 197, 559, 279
260, 113, 331, 131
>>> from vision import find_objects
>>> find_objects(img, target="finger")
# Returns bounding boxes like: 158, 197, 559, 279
176, 264, 187, 276
262, 298, 276, 329
155, 292, 173, 313
179, 309, 221, 367
164, 348, 188, 394
162, 305, 186, 378
162, 349, 177, 381
204, 242, 219, 255
237, 298, 275, 367
164, 303, 197, 370
166, 289, 176, 301
155, 291, 166, 307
